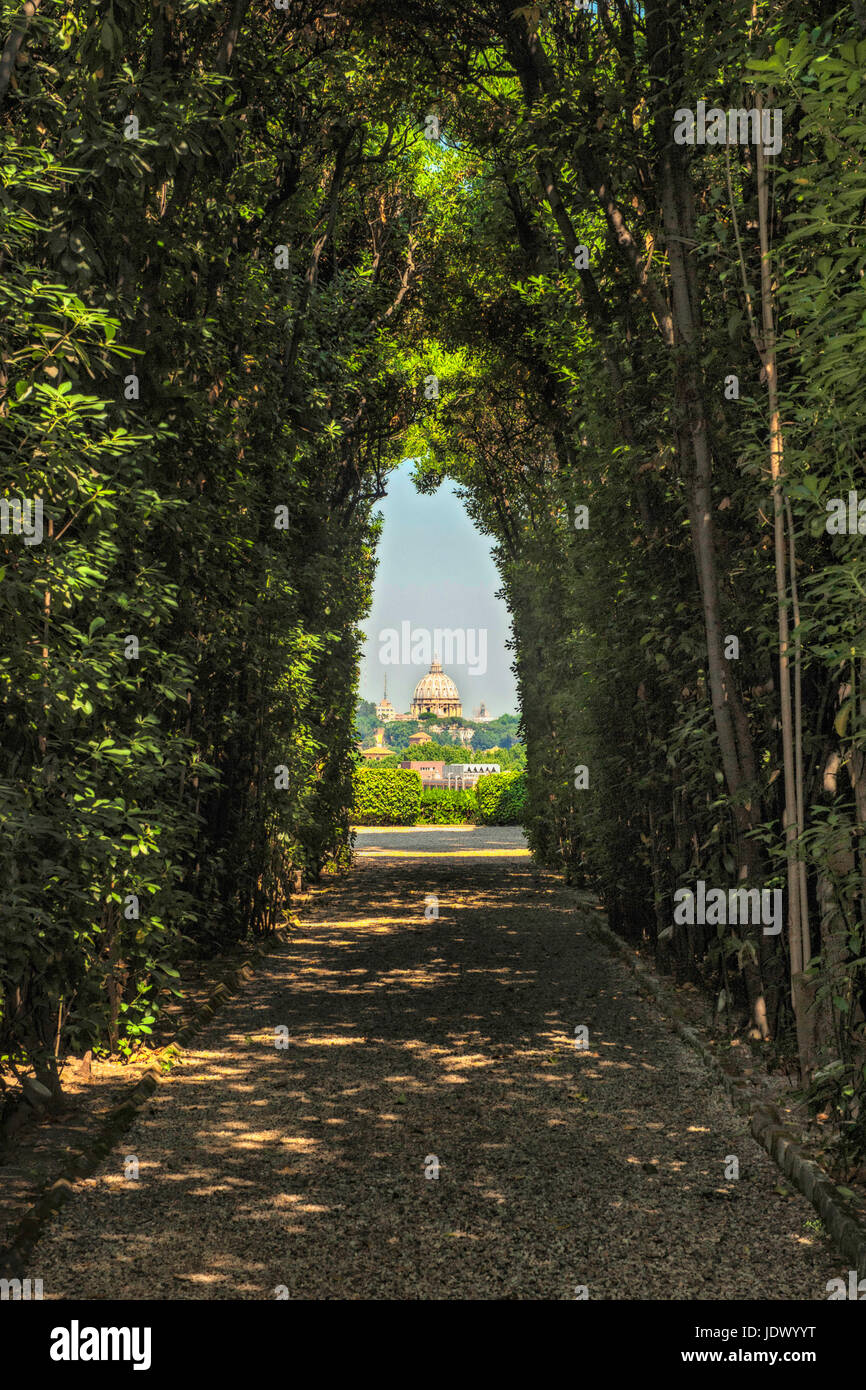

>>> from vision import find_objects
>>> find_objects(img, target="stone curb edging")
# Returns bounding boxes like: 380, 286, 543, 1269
580, 904, 866, 1280
0, 942, 278, 1279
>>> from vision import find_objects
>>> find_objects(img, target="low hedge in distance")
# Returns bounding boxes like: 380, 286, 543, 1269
352, 767, 421, 824
351, 767, 525, 825
416, 788, 477, 824
475, 770, 527, 825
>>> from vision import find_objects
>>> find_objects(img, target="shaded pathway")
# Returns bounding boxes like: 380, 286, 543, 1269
32, 854, 844, 1299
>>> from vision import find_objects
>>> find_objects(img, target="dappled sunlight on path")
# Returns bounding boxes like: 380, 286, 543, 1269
31, 859, 845, 1299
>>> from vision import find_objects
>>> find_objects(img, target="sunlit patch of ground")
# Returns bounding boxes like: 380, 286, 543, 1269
24, 856, 849, 1301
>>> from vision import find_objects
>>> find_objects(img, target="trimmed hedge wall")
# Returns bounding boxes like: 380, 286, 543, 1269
417, 788, 477, 824
352, 767, 421, 825
476, 771, 527, 825
351, 768, 526, 825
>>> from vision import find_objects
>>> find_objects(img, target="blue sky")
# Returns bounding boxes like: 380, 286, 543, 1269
359, 461, 518, 716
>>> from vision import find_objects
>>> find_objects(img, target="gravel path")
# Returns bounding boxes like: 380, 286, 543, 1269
31, 859, 845, 1299
353, 824, 529, 854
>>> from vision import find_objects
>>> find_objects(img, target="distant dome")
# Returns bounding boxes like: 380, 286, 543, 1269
410, 658, 462, 717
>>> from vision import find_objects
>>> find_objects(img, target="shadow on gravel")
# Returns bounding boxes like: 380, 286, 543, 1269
29, 860, 843, 1299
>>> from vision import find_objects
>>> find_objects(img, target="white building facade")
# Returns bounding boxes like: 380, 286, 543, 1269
443, 762, 500, 789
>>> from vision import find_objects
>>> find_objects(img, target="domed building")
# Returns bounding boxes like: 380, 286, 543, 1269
410, 657, 462, 718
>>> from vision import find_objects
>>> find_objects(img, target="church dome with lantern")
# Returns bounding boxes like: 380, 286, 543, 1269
410, 658, 462, 717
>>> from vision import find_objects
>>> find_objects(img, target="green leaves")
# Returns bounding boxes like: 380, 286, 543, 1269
0, 0, 426, 1075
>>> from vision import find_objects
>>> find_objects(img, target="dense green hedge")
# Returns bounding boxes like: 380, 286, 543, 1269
351, 769, 525, 825
0, 7, 424, 1084
476, 771, 527, 825
352, 768, 421, 825
417, 788, 477, 824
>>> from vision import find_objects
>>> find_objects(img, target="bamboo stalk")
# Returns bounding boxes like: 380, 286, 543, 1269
756, 94, 811, 1073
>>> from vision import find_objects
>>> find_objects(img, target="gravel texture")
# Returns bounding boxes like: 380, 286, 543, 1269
28, 856, 847, 1300
353, 824, 529, 855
